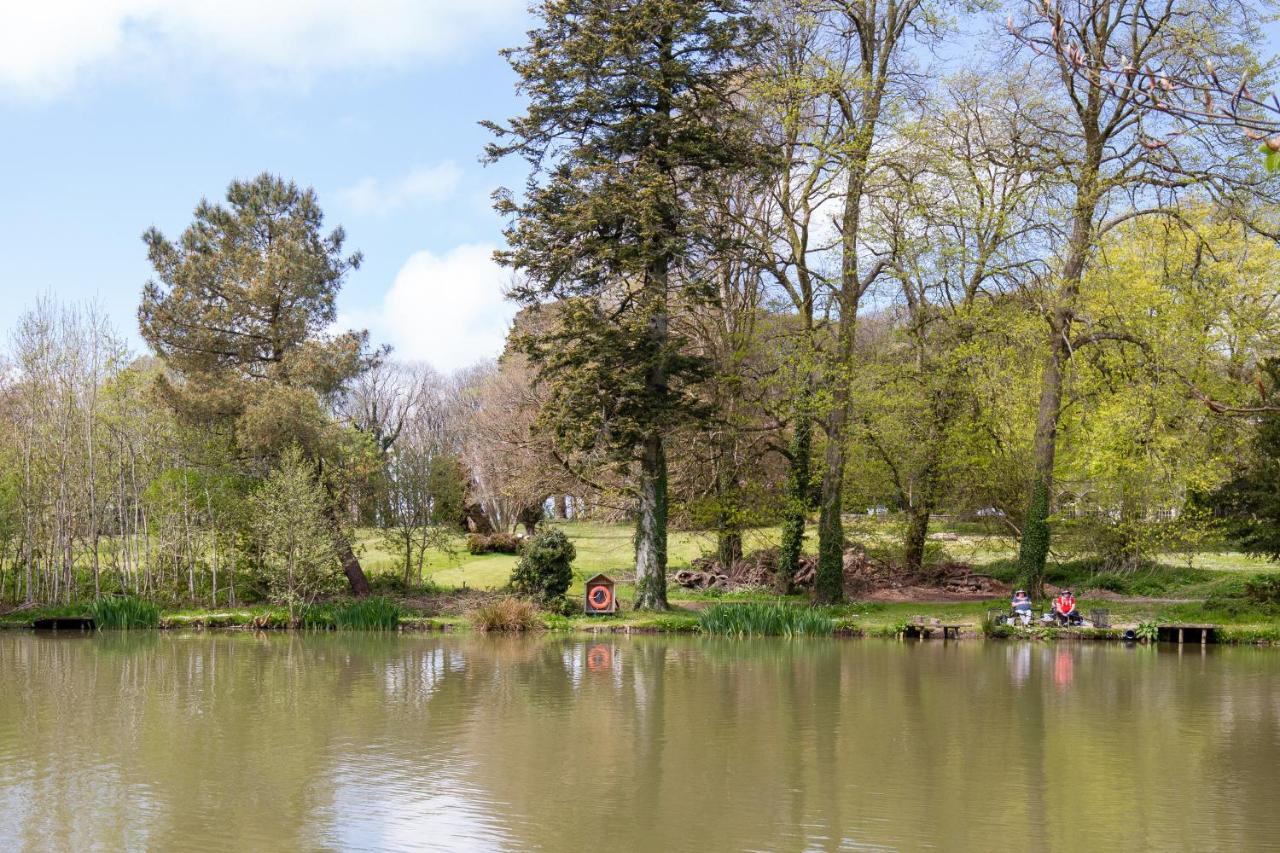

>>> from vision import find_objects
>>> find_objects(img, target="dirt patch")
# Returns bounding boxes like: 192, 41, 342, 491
674, 545, 1009, 602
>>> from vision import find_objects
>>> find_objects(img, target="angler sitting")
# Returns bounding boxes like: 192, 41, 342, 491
1052, 589, 1083, 626
1010, 589, 1033, 626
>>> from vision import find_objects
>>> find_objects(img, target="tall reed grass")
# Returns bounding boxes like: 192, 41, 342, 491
470, 598, 541, 632
90, 596, 161, 630
697, 601, 832, 638
301, 597, 402, 630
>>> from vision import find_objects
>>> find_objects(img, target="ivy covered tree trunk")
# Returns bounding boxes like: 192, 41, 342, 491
902, 500, 932, 574
1018, 335, 1065, 598
777, 401, 812, 593
815, 398, 848, 604
901, 454, 941, 573
634, 433, 670, 611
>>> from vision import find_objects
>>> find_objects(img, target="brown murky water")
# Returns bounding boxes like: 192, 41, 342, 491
1, 632, 1278, 851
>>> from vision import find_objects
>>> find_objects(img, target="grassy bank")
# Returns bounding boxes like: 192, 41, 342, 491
4, 520, 1279, 643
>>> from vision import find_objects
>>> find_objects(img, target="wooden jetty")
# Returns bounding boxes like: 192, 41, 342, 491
1158, 623, 1216, 645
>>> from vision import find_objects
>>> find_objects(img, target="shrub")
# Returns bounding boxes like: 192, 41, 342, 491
697, 601, 832, 638
1244, 573, 1280, 606
466, 532, 522, 555
470, 597, 541, 632
90, 596, 161, 630
510, 528, 576, 600
981, 611, 1013, 638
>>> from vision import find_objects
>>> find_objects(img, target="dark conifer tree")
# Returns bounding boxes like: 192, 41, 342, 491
485, 0, 769, 609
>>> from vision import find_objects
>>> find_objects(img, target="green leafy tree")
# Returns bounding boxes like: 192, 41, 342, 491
485, 0, 769, 610
138, 173, 379, 595
1210, 360, 1280, 560
248, 447, 343, 621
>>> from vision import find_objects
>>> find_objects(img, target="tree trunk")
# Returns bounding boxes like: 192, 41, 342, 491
777, 399, 812, 593
714, 428, 743, 570
337, 534, 371, 597
1018, 331, 1065, 597
634, 433, 669, 611
717, 529, 743, 570
1016, 145, 1099, 596
323, 502, 370, 596
815, 404, 847, 604
903, 500, 932, 573
553, 495, 568, 520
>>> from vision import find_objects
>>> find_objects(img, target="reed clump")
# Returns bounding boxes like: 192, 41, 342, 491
470, 597, 541, 632
697, 601, 832, 638
90, 596, 162, 630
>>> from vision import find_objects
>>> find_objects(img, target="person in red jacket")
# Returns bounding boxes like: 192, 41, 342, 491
1053, 589, 1081, 625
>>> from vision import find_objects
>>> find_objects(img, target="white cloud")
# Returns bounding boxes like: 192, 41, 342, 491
339, 162, 462, 216
358, 244, 515, 373
0, 0, 525, 97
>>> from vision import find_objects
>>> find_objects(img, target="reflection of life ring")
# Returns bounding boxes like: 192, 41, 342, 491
587, 645, 612, 671
588, 585, 613, 611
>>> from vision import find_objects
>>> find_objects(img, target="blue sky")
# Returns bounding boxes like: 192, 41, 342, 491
0, 1, 533, 372
2, 5, 1275, 374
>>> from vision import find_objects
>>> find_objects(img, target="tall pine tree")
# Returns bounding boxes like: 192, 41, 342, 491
485, 0, 767, 610
139, 173, 380, 595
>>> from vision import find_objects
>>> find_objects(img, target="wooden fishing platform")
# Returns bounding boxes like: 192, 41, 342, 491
32, 617, 95, 632
1158, 624, 1217, 645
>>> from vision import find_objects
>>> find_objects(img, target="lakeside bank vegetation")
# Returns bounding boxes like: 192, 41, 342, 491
2, 0, 1280, 627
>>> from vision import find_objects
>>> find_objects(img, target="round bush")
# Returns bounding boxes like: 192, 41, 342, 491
510, 528, 576, 601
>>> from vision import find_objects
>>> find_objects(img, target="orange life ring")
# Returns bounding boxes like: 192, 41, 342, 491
588, 584, 613, 611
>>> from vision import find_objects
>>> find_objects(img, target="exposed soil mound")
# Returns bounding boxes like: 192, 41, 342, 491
674, 545, 1008, 601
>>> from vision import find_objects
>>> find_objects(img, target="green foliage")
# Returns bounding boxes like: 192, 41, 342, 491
542, 613, 575, 631
1210, 361, 1280, 560
1244, 573, 1280, 606
247, 447, 343, 620
467, 533, 522, 555
470, 598, 541, 632
139, 173, 374, 460
1263, 142, 1280, 174
333, 597, 401, 631
1135, 621, 1160, 642
90, 596, 161, 630
302, 597, 401, 631
510, 528, 577, 601
643, 613, 701, 633
697, 601, 832, 637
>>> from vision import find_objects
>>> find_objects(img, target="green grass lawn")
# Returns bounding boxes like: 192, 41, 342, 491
354, 518, 1276, 595
355, 521, 791, 594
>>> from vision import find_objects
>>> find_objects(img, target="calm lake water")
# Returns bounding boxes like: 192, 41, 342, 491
1, 632, 1278, 852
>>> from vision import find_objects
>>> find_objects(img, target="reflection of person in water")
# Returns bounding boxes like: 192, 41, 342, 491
1009, 643, 1031, 687
1054, 649, 1074, 689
